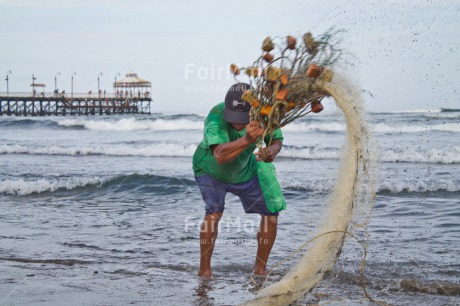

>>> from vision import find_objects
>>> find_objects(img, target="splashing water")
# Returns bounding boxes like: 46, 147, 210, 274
243, 73, 380, 305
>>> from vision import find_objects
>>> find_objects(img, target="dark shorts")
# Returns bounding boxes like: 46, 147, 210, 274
195, 174, 279, 216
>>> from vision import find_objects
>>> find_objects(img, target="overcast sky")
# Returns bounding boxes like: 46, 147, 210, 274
1, 0, 459, 113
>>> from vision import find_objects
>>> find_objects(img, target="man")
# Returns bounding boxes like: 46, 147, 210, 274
192, 83, 284, 278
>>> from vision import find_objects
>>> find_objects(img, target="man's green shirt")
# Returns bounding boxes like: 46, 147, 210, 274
192, 102, 283, 184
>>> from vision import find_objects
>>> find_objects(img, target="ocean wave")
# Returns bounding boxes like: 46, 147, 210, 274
283, 122, 346, 132
0, 174, 196, 196
0, 176, 110, 196
378, 179, 460, 194
2, 144, 459, 164
284, 121, 460, 133
2, 114, 460, 134
2, 173, 459, 196
0, 118, 59, 129
399, 278, 460, 296
279, 146, 339, 160
441, 108, 460, 113
334, 270, 460, 296
280, 145, 460, 164
423, 113, 460, 119
0, 257, 93, 266
380, 146, 460, 164
384, 108, 443, 114
56, 117, 203, 131
0, 143, 197, 157
281, 178, 460, 194
372, 122, 460, 133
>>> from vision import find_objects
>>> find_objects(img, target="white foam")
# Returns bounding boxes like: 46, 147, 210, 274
2, 143, 459, 164
283, 121, 460, 133
280, 179, 333, 193
386, 108, 443, 113
381, 146, 460, 164
281, 178, 460, 194
56, 117, 203, 131
0, 143, 197, 157
372, 122, 460, 133
279, 145, 460, 164
279, 146, 339, 160
0, 176, 109, 196
283, 122, 346, 132
379, 179, 460, 193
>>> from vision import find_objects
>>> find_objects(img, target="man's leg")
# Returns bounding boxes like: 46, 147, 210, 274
253, 214, 278, 275
199, 212, 223, 278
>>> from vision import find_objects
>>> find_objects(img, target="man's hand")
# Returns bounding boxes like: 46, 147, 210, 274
255, 139, 282, 163
244, 121, 264, 144
212, 121, 264, 164
255, 147, 275, 162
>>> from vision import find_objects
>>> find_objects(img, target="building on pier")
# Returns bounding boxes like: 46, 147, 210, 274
114, 72, 151, 99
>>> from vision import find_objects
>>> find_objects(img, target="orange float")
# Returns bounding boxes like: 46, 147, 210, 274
311, 101, 324, 113
306, 64, 320, 78
287, 36, 296, 50
279, 73, 289, 86
276, 88, 288, 101
263, 53, 274, 63
286, 101, 296, 112
260, 105, 272, 116
230, 64, 240, 75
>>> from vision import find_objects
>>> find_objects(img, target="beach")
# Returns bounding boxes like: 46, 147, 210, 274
1, 109, 459, 305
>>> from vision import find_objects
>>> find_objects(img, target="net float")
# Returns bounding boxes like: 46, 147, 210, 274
287, 36, 296, 50
245, 67, 259, 77
262, 37, 274, 52
286, 101, 296, 112
276, 88, 288, 101
263, 66, 281, 82
263, 52, 274, 63
259, 105, 272, 116
279, 73, 289, 86
230, 64, 240, 75
311, 100, 324, 113
242, 90, 254, 103
303, 32, 316, 53
306, 64, 320, 78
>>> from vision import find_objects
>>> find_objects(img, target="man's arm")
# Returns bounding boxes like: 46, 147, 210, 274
255, 139, 282, 163
212, 121, 263, 164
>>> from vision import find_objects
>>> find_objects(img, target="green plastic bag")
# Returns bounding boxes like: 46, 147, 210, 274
257, 161, 286, 213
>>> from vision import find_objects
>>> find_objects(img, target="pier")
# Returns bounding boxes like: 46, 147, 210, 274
0, 92, 151, 116
0, 72, 152, 116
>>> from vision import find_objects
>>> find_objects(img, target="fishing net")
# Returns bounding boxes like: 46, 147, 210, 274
231, 31, 382, 305
230, 28, 345, 153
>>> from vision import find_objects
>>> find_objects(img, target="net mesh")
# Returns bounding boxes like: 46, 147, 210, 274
232, 31, 381, 305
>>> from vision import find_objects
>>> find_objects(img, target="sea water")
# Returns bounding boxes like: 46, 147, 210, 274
0, 108, 459, 305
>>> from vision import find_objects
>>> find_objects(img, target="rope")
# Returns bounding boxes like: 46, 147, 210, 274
251, 229, 389, 306
248, 143, 383, 305
237, 31, 382, 305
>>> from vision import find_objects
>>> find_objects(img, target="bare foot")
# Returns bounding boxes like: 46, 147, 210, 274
252, 267, 267, 276
198, 270, 213, 279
